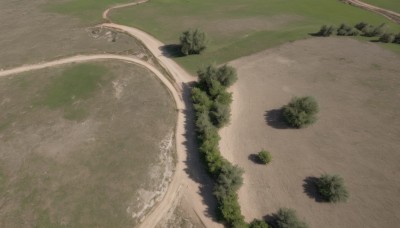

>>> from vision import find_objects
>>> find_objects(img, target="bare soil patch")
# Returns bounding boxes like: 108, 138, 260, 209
220, 37, 400, 228
0, 0, 150, 69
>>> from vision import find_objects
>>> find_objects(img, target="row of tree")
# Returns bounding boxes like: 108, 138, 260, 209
315, 22, 400, 45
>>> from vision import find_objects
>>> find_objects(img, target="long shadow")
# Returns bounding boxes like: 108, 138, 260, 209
180, 82, 220, 222
248, 154, 264, 165
159, 44, 185, 58
303, 176, 325, 203
264, 109, 290, 129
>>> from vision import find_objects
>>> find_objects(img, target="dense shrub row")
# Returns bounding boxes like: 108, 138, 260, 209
191, 64, 248, 226
315, 22, 400, 45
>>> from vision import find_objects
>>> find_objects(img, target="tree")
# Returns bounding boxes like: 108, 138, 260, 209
275, 208, 309, 228
316, 174, 349, 203
197, 64, 237, 90
180, 29, 207, 55
250, 219, 269, 228
379, 33, 395, 43
214, 163, 244, 198
216, 65, 238, 87
394, 33, 400, 44
282, 96, 319, 128
315, 25, 335, 37
355, 22, 369, 31
362, 23, 385, 37
336, 24, 359, 36
210, 102, 231, 128
257, 150, 272, 165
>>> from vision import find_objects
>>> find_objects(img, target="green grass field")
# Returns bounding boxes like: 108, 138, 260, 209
362, 0, 400, 13
49, 0, 400, 72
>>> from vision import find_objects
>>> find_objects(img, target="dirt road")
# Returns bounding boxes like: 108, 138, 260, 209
1, 1, 221, 227
341, 0, 400, 24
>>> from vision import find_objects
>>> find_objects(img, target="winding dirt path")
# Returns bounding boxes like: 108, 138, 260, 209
341, 0, 400, 24
1, 1, 220, 227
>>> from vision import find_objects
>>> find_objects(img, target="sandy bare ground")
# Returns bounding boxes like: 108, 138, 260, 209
341, 0, 400, 23
220, 37, 400, 228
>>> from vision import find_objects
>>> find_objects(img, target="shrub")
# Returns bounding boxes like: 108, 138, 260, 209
180, 29, 207, 55
218, 192, 245, 225
336, 23, 359, 36
315, 25, 335, 37
250, 219, 269, 228
393, 32, 400, 44
214, 163, 244, 197
210, 102, 231, 128
275, 208, 309, 228
355, 22, 369, 31
362, 23, 386, 37
282, 96, 319, 128
257, 150, 272, 165
379, 33, 395, 43
316, 174, 349, 203
198, 64, 238, 89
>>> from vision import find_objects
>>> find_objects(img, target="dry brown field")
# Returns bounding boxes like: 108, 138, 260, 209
220, 37, 400, 228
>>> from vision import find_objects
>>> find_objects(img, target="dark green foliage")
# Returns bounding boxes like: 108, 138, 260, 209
336, 24, 359, 36
275, 208, 309, 228
394, 33, 400, 44
257, 150, 272, 165
192, 65, 246, 226
217, 192, 245, 225
316, 174, 349, 203
249, 219, 269, 228
282, 96, 319, 128
214, 163, 244, 198
362, 23, 386, 37
355, 22, 369, 31
210, 102, 231, 128
379, 33, 395, 43
180, 29, 207, 55
315, 25, 335, 37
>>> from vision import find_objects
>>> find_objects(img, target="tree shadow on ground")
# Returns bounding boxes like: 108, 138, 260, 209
159, 44, 185, 58
264, 109, 290, 129
303, 176, 325, 203
180, 82, 220, 223
248, 154, 264, 165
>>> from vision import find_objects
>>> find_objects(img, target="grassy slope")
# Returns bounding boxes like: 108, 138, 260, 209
362, 0, 400, 13
48, 0, 400, 73
109, 0, 400, 73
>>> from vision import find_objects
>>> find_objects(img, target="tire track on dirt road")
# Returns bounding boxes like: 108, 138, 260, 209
341, 0, 400, 24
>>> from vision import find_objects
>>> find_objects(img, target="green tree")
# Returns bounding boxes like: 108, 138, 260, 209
250, 219, 269, 228
379, 33, 395, 43
180, 29, 207, 55
282, 96, 319, 128
316, 174, 349, 203
315, 25, 335, 37
275, 208, 309, 228
394, 33, 400, 44
210, 102, 231, 128
257, 150, 272, 165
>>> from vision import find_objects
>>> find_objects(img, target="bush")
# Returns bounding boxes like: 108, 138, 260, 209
250, 219, 269, 228
315, 25, 335, 37
198, 64, 237, 89
336, 24, 359, 36
379, 33, 395, 43
210, 102, 231, 128
218, 192, 245, 225
282, 96, 319, 128
355, 22, 369, 31
275, 208, 309, 228
180, 29, 207, 55
316, 174, 349, 203
393, 32, 400, 44
257, 150, 272, 165
362, 23, 386, 37
214, 163, 244, 198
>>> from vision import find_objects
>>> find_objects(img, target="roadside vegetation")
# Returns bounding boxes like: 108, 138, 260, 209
180, 29, 208, 55
314, 22, 400, 46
